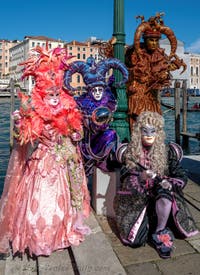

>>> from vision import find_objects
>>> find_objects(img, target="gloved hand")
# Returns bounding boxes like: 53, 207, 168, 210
12, 110, 21, 128
159, 179, 172, 191
91, 107, 112, 125
140, 169, 157, 181
71, 132, 82, 142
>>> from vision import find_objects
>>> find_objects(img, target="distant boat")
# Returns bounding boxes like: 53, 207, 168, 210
0, 92, 17, 97
161, 101, 200, 112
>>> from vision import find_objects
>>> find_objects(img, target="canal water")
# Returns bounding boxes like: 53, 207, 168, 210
0, 98, 19, 194
0, 96, 200, 194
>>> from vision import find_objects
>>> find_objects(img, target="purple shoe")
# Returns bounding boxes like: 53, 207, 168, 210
151, 228, 174, 259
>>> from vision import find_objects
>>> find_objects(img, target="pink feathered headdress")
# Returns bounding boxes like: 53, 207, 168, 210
20, 46, 73, 97
16, 46, 83, 145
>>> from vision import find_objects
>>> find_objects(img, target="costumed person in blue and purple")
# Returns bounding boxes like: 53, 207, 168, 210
64, 56, 128, 177
114, 111, 199, 259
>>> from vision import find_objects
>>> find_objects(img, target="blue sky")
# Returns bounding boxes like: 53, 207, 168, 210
1, 0, 200, 53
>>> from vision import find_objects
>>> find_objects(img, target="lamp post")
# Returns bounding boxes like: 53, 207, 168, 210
112, 0, 130, 142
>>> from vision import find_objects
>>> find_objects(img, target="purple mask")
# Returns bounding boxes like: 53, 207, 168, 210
141, 125, 156, 137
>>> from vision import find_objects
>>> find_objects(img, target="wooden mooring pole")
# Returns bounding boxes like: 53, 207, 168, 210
174, 80, 181, 144
181, 80, 189, 147
9, 78, 15, 151
174, 79, 200, 148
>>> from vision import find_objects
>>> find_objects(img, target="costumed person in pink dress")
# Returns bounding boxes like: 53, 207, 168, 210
114, 111, 199, 259
0, 46, 91, 257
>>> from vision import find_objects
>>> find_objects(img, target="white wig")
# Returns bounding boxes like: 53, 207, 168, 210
125, 111, 168, 176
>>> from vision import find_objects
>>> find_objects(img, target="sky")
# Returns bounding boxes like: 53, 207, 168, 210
1, 0, 200, 53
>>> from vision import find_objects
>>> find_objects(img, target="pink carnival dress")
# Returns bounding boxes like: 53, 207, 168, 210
0, 46, 91, 257
0, 123, 91, 256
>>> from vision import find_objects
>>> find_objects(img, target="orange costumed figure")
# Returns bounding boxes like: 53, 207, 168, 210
125, 13, 186, 129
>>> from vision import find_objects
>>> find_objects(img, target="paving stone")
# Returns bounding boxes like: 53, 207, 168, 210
73, 230, 126, 275
0, 260, 6, 275
186, 230, 200, 241
106, 232, 123, 247
185, 195, 200, 208
195, 221, 200, 231
187, 239, 200, 253
113, 244, 160, 266
88, 210, 102, 232
185, 187, 200, 198
72, 213, 126, 275
38, 249, 74, 275
2, 174, 200, 275
125, 262, 161, 275
4, 254, 37, 275
102, 235, 195, 267
184, 182, 200, 193
157, 253, 200, 275
187, 203, 200, 222
96, 215, 114, 234
172, 239, 195, 257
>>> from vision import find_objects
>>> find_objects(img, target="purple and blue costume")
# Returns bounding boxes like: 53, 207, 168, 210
64, 57, 128, 176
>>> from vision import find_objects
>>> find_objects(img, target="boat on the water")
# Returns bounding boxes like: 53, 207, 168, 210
161, 101, 200, 112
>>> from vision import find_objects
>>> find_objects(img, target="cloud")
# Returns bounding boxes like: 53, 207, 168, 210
185, 39, 200, 54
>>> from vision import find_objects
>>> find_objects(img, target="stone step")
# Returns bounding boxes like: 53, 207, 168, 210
1, 211, 125, 275
72, 211, 126, 275
37, 249, 74, 275
4, 253, 37, 275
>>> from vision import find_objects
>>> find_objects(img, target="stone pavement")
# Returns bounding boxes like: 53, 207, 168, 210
0, 155, 199, 275
0, 211, 126, 275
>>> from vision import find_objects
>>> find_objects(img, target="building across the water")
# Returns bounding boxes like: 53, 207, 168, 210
1, 35, 200, 96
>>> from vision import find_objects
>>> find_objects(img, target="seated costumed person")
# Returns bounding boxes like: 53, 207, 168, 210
64, 56, 128, 177
114, 111, 199, 259
0, 46, 91, 257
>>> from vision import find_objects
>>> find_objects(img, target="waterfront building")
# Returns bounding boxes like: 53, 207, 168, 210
160, 38, 190, 87
9, 36, 65, 94
186, 52, 200, 91
8, 36, 103, 95
64, 38, 103, 95
0, 78, 9, 90
160, 38, 200, 95
0, 39, 19, 78
0, 35, 200, 96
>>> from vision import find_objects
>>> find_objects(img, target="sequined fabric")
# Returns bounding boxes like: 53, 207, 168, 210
0, 125, 91, 256
76, 89, 121, 176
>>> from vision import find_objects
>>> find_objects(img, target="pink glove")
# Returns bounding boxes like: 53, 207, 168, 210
71, 132, 82, 142
12, 110, 21, 128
